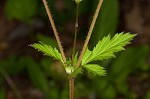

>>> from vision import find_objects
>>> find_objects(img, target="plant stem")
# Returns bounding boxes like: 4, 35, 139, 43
70, 3, 80, 99
42, 0, 66, 63
72, 3, 79, 64
69, 77, 74, 99
76, 0, 103, 68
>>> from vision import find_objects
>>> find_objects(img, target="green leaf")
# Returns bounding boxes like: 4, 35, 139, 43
30, 42, 64, 63
25, 57, 51, 99
73, 52, 78, 66
144, 91, 150, 99
83, 64, 106, 76
37, 33, 58, 48
100, 84, 117, 99
91, 0, 119, 45
5, 0, 37, 22
68, 67, 83, 78
82, 32, 136, 65
0, 89, 5, 99
0, 56, 25, 75
111, 45, 149, 76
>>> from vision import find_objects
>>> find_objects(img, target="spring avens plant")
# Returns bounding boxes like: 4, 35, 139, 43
30, 0, 136, 99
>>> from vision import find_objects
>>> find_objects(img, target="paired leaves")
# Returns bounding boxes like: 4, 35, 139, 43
30, 32, 136, 77
30, 42, 64, 63
82, 32, 136, 65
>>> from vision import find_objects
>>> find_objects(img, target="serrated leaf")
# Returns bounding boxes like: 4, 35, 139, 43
68, 67, 83, 78
82, 32, 136, 65
30, 42, 64, 63
83, 64, 106, 76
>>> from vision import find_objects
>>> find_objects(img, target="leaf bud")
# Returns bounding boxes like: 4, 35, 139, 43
75, 0, 82, 4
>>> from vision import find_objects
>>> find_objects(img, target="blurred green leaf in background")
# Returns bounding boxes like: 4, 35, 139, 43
90, 0, 119, 46
5, 0, 38, 22
0, 0, 150, 98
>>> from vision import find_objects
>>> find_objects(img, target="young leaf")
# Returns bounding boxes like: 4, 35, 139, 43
83, 64, 106, 76
30, 42, 64, 63
82, 32, 136, 65
73, 52, 78, 66
68, 67, 83, 78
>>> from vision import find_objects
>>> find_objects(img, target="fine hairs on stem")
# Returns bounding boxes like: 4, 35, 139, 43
32, 0, 135, 99
42, 0, 104, 99
76, 0, 104, 68
42, 0, 66, 63
69, 77, 74, 99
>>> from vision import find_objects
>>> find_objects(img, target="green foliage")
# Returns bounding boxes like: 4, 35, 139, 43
61, 87, 69, 99
73, 53, 79, 66
101, 84, 116, 99
25, 57, 51, 99
0, 56, 25, 75
0, 89, 5, 99
40, 58, 53, 77
32, 32, 136, 78
75, 83, 90, 98
5, 0, 37, 22
111, 45, 149, 95
91, 0, 119, 45
75, 0, 82, 4
30, 42, 64, 63
144, 91, 150, 99
48, 82, 59, 99
82, 32, 136, 65
27, 0, 142, 99
92, 45, 149, 98
111, 45, 149, 76
37, 34, 58, 48
83, 64, 106, 76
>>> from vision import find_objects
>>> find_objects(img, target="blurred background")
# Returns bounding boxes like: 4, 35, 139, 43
0, 0, 150, 99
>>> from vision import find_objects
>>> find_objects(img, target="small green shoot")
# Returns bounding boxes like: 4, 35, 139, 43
30, 0, 136, 99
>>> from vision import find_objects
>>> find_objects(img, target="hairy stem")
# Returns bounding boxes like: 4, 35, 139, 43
69, 77, 74, 99
72, 3, 79, 64
42, 0, 66, 63
76, 0, 103, 68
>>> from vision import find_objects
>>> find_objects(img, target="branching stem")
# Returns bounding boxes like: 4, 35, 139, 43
42, 0, 66, 63
70, 3, 80, 99
42, 1, 103, 99
76, 0, 103, 68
